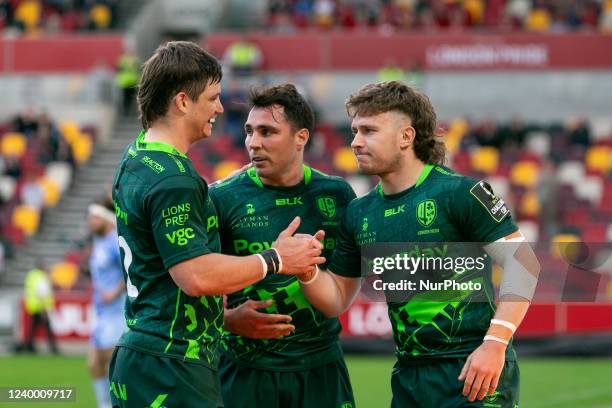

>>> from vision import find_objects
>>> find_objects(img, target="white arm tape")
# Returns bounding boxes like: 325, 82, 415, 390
484, 234, 538, 301
483, 334, 509, 345
254, 254, 268, 279
271, 248, 283, 273
490, 318, 517, 333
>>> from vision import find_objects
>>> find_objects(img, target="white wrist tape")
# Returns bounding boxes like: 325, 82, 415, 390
271, 248, 283, 273
254, 254, 268, 279
490, 319, 517, 333
483, 335, 509, 345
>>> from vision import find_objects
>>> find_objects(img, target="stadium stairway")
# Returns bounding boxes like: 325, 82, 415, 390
1, 114, 142, 289
116, 0, 149, 30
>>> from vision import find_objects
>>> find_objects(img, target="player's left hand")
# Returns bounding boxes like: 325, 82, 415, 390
294, 230, 325, 248
458, 340, 506, 402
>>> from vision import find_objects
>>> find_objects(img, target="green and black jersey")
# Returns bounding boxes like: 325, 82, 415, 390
329, 164, 518, 363
209, 166, 356, 371
112, 131, 223, 369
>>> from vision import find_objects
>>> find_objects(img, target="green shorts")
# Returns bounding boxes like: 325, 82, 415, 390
109, 346, 223, 408
218, 354, 355, 408
391, 358, 520, 408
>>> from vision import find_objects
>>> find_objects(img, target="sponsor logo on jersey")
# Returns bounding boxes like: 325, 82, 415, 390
416, 199, 437, 227
483, 390, 502, 408
206, 215, 219, 232
485, 391, 500, 402
316, 196, 337, 219
110, 382, 127, 401
246, 203, 256, 215
140, 155, 165, 174
470, 181, 509, 222
165, 227, 195, 246
384, 204, 405, 217
362, 217, 369, 232
162, 203, 191, 227
233, 239, 272, 254
232, 215, 270, 230
275, 197, 303, 206
114, 201, 128, 225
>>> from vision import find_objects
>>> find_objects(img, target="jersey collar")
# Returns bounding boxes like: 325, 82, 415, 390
377, 163, 434, 198
135, 130, 188, 158
246, 164, 312, 189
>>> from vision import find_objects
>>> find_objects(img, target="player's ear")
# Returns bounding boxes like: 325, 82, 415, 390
400, 125, 416, 150
295, 128, 309, 151
174, 91, 189, 114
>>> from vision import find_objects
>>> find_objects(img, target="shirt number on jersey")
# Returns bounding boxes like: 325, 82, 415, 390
118, 235, 139, 298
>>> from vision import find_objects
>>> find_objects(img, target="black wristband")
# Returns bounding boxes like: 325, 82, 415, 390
268, 248, 281, 273
260, 249, 278, 276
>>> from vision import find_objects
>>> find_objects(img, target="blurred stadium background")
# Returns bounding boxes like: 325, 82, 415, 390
1, 0, 612, 407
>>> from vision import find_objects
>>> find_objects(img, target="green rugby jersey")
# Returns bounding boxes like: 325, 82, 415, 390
112, 131, 223, 369
329, 164, 518, 362
209, 166, 356, 370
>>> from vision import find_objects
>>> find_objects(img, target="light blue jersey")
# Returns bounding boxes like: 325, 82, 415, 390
91, 230, 125, 315
90, 230, 126, 348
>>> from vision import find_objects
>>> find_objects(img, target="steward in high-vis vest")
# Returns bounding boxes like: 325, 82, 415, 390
115, 52, 140, 115
23, 266, 58, 354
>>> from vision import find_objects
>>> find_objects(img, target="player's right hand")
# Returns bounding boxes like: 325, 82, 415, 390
224, 299, 294, 339
274, 217, 326, 275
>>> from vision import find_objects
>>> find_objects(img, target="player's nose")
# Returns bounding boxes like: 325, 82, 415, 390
246, 133, 262, 149
350, 132, 364, 149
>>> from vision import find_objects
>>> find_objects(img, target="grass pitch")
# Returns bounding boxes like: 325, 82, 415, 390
0, 354, 611, 407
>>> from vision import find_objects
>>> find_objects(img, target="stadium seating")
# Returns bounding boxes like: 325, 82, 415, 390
264, 0, 606, 32
1, 0, 116, 33
0, 111, 93, 258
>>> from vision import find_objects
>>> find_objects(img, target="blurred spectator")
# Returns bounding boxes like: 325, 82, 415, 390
293, 0, 314, 27
14, 0, 41, 32
568, 118, 592, 148
20, 261, 59, 354
88, 2, 112, 30
88, 59, 114, 103
0, 0, 14, 28
526, 4, 551, 31
115, 48, 140, 116
3, 155, 22, 179
87, 196, 126, 408
378, 58, 406, 82
264, 0, 604, 32
601, 0, 612, 31
35, 113, 60, 164
222, 37, 263, 76
220, 79, 250, 147
405, 60, 424, 89
20, 174, 45, 209
14, 109, 39, 138
1, 0, 115, 34
314, 0, 335, 28
0, 238, 4, 272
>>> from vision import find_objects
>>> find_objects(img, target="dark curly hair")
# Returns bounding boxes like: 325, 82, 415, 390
249, 83, 314, 135
345, 81, 446, 165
